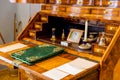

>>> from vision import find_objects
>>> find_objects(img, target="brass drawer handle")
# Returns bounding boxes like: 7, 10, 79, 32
77, 0, 82, 4
79, 1, 82, 4
104, 11, 108, 14
108, 1, 112, 5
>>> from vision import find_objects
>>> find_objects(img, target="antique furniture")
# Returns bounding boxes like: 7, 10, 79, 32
0, 0, 120, 80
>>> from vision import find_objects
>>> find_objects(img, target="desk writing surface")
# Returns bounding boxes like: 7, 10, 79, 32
0, 41, 99, 80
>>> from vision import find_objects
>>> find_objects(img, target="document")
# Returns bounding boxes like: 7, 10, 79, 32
42, 68, 69, 80
57, 63, 84, 75
57, 58, 98, 75
68, 58, 98, 69
0, 43, 27, 53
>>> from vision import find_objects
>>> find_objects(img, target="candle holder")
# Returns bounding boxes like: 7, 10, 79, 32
50, 28, 56, 41
78, 20, 92, 50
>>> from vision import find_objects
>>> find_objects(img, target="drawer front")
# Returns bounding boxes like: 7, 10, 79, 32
61, 0, 69, 4
104, 9, 120, 17
67, 7, 90, 14
94, 0, 109, 6
34, 0, 45, 3
91, 9, 105, 15
49, 0, 56, 4
70, 0, 77, 4
108, 1, 120, 7
58, 6, 67, 12
41, 5, 52, 10
76, 0, 94, 6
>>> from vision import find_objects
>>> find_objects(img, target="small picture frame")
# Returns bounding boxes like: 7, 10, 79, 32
67, 29, 83, 43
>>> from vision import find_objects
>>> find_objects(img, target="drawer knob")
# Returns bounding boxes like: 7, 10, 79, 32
77, 0, 82, 4
104, 11, 108, 14
108, 1, 112, 5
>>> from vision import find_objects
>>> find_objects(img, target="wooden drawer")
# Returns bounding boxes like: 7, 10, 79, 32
105, 23, 119, 34
49, 0, 56, 4
70, 0, 77, 4
34, 22, 43, 31
94, 0, 109, 6
67, 7, 90, 14
41, 5, 52, 11
91, 9, 105, 15
57, 6, 66, 12
40, 15, 48, 22
61, 0, 69, 4
76, 0, 94, 6
104, 9, 120, 20
19, 69, 44, 80
108, 1, 120, 7
34, 0, 46, 3
104, 9, 120, 17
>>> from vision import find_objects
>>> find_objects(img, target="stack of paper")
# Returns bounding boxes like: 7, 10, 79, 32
42, 68, 69, 80
0, 43, 27, 53
57, 58, 98, 75
68, 58, 98, 69
42, 58, 98, 79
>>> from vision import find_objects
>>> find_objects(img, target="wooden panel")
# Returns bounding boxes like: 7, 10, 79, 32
91, 9, 105, 15
76, 0, 94, 6
104, 8, 120, 21
67, 7, 90, 14
61, 0, 69, 4
100, 26, 120, 80
94, 0, 109, 6
108, 1, 120, 7
49, 0, 56, 4
69, 0, 76, 4
104, 9, 120, 16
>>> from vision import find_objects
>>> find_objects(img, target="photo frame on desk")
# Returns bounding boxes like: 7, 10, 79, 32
67, 29, 83, 43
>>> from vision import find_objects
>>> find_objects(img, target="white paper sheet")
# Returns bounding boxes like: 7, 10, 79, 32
57, 58, 98, 75
0, 43, 27, 53
68, 58, 98, 69
42, 68, 69, 80
57, 63, 84, 75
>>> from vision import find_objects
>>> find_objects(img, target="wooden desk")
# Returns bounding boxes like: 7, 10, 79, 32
0, 40, 99, 80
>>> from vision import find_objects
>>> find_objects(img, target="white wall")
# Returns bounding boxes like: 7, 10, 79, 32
16, 3, 41, 29
0, 1, 41, 44
0, 0, 16, 44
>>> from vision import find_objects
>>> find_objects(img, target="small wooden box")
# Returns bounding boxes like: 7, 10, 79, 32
92, 43, 107, 56
105, 23, 119, 34
105, 33, 113, 45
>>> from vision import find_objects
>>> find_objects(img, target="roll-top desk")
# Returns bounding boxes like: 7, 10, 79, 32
0, 0, 120, 80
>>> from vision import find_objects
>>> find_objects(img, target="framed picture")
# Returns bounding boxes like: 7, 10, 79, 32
67, 29, 83, 43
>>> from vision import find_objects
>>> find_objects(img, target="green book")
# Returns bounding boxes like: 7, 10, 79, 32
11, 44, 64, 65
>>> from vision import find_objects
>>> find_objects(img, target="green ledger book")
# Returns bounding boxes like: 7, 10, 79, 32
11, 44, 64, 65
